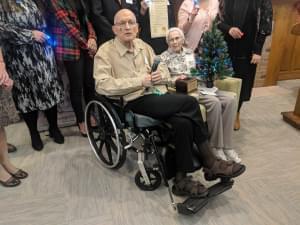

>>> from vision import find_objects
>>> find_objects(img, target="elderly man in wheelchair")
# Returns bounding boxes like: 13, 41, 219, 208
85, 9, 246, 214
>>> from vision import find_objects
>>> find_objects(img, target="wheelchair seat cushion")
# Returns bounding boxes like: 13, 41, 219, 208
125, 112, 161, 128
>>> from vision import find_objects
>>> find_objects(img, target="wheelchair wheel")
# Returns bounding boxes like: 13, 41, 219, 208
135, 169, 162, 191
85, 100, 126, 169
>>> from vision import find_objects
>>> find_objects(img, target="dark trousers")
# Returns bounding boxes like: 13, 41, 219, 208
126, 93, 209, 173
64, 50, 95, 123
232, 57, 257, 111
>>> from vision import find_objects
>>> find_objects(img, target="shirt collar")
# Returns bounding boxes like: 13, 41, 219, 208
114, 38, 144, 57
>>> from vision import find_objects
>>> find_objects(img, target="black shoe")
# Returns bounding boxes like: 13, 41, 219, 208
0, 176, 21, 187
49, 127, 64, 144
31, 132, 43, 151
7, 143, 17, 153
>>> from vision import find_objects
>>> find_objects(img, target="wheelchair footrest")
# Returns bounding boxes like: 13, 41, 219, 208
207, 179, 234, 198
177, 180, 234, 215
177, 197, 208, 215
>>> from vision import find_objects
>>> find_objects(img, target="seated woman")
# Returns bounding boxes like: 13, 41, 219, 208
160, 27, 241, 163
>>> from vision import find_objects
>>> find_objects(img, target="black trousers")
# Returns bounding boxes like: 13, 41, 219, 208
126, 93, 209, 173
64, 50, 94, 123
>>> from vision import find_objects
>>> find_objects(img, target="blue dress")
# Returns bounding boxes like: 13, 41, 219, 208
0, 0, 63, 113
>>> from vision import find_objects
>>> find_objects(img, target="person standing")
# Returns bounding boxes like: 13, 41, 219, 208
0, 0, 64, 151
0, 48, 28, 187
88, 0, 140, 45
217, 0, 273, 130
138, 0, 176, 54
48, 0, 97, 136
178, 0, 219, 51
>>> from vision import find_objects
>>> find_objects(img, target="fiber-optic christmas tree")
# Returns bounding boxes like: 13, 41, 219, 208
190, 20, 234, 88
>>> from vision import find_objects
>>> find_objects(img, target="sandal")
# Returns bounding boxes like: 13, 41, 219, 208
172, 176, 208, 198
203, 159, 246, 181
9, 169, 28, 179
0, 176, 21, 187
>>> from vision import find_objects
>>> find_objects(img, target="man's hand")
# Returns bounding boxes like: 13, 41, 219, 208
250, 54, 261, 64
228, 27, 243, 39
151, 70, 162, 84
32, 30, 47, 43
142, 74, 152, 87
140, 0, 149, 16
87, 38, 97, 57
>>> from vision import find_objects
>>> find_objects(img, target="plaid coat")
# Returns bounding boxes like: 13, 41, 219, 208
47, 0, 97, 61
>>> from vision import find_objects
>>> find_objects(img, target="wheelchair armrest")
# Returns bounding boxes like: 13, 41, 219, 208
94, 93, 126, 129
95, 93, 125, 108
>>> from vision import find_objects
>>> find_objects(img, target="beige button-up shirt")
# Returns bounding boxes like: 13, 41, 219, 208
94, 38, 170, 102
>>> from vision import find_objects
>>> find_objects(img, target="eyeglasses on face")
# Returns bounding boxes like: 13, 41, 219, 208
114, 20, 137, 28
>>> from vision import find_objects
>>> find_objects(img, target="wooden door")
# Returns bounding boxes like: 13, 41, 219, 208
265, 0, 300, 85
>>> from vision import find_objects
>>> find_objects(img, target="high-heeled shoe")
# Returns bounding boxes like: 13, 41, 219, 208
78, 123, 87, 137
49, 127, 64, 144
234, 112, 240, 131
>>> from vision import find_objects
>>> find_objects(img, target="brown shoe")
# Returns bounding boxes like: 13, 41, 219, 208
203, 159, 246, 181
172, 176, 208, 197
7, 143, 17, 153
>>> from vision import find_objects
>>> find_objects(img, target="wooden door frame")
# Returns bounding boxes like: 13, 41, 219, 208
265, 0, 299, 86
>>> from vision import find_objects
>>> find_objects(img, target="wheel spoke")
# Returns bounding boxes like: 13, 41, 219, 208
96, 141, 105, 154
106, 137, 118, 153
105, 141, 113, 165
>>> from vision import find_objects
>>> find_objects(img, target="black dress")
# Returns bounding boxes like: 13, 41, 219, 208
218, 0, 272, 107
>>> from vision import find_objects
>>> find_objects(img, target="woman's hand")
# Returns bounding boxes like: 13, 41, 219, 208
32, 30, 47, 43
176, 75, 187, 80
228, 27, 243, 39
87, 38, 97, 57
0, 63, 13, 90
250, 54, 261, 64
0, 62, 8, 85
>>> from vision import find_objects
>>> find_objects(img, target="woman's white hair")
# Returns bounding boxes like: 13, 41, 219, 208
165, 27, 185, 43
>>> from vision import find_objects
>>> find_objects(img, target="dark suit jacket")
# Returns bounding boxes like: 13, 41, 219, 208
88, 0, 139, 44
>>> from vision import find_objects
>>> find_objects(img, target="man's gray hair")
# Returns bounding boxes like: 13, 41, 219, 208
166, 27, 185, 43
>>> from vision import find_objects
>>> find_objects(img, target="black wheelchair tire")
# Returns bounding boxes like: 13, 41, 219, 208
135, 169, 162, 191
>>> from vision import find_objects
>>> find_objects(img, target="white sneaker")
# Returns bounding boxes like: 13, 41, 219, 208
211, 148, 227, 161
224, 149, 241, 163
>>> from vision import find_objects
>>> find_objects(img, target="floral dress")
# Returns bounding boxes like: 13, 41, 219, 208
0, 88, 19, 127
0, 0, 63, 113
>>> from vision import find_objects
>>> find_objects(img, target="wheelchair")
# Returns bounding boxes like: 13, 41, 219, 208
84, 94, 234, 215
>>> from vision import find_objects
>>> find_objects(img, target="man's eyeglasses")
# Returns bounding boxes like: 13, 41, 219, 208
114, 20, 137, 28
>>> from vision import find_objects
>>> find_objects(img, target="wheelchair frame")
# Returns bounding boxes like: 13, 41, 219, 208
84, 95, 234, 215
